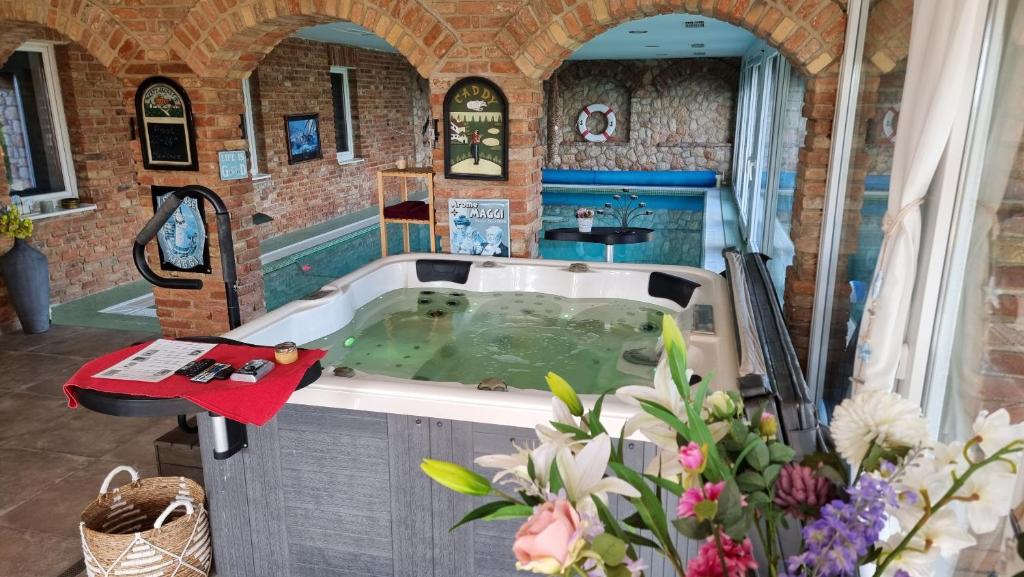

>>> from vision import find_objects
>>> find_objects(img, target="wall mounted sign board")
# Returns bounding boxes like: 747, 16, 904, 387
284, 113, 322, 164
151, 185, 211, 274
448, 198, 510, 257
135, 77, 199, 171
218, 150, 248, 181
443, 77, 508, 181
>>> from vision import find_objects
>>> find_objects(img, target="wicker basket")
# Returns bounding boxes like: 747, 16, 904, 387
80, 465, 212, 577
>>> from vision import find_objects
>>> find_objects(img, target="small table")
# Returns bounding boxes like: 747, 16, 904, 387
544, 227, 654, 262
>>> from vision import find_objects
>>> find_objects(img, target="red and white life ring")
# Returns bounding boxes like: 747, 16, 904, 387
577, 103, 617, 142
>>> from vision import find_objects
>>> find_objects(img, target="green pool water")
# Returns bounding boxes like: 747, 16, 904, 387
303, 288, 672, 393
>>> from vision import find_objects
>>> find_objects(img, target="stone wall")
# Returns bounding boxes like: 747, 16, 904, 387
249, 39, 426, 240
547, 59, 738, 178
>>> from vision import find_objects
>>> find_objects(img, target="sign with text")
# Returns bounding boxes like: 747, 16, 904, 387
448, 198, 510, 257
218, 150, 248, 180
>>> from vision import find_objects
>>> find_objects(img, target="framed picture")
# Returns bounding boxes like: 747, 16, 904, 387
284, 113, 322, 164
135, 77, 199, 171
443, 77, 508, 181
448, 198, 510, 257
150, 185, 211, 274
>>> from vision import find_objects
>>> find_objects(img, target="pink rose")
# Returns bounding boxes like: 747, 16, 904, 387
677, 481, 724, 519
678, 442, 705, 472
513, 499, 585, 574
685, 535, 758, 577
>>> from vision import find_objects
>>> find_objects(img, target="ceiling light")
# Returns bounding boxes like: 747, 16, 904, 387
684, 20, 705, 28
691, 43, 705, 48
645, 45, 660, 48
628, 30, 648, 34
693, 51, 707, 56
656, 53, 669, 57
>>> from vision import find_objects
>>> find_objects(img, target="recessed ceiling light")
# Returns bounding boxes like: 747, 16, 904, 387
628, 30, 648, 34
684, 20, 705, 28
691, 43, 705, 48
693, 51, 707, 56
645, 45, 660, 48
656, 53, 669, 57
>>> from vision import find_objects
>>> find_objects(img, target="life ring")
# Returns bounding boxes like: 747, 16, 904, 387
577, 104, 617, 142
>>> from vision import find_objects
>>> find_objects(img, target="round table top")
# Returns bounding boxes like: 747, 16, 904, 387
544, 226, 654, 245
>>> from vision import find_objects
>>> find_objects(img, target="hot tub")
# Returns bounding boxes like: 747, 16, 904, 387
199, 253, 814, 577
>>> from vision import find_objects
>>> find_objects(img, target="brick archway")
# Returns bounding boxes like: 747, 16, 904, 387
171, 0, 461, 79
0, 0, 138, 75
497, 0, 846, 80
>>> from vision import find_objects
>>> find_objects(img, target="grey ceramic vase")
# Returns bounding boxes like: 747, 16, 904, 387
1, 239, 50, 334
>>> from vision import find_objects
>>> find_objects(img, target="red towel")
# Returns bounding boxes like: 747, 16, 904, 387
63, 341, 326, 426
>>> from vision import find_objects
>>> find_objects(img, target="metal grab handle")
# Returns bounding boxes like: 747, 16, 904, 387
132, 184, 240, 329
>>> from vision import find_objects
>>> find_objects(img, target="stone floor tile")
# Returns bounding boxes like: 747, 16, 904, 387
0, 350, 87, 393
0, 392, 70, 445
2, 407, 165, 459
0, 525, 84, 577
0, 447, 88, 513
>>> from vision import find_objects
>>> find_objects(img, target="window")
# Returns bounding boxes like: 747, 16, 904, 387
0, 42, 76, 200
241, 76, 265, 178
331, 66, 355, 162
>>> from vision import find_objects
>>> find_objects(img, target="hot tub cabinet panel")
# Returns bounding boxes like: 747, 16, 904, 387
198, 405, 691, 577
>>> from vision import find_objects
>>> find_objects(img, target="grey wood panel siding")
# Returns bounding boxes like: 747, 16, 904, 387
243, 417, 291, 576
278, 406, 395, 577
388, 414, 436, 577
197, 414, 256, 577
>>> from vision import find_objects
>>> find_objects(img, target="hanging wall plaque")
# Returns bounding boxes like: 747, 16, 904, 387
443, 77, 508, 181
151, 185, 211, 274
135, 77, 199, 171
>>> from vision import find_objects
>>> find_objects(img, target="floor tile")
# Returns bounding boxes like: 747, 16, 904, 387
2, 406, 166, 459
0, 392, 70, 445
23, 327, 155, 358
0, 350, 87, 393
0, 447, 88, 513
0, 325, 89, 353
0, 525, 84, 577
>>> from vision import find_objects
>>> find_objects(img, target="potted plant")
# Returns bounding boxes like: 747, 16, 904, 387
0, 204, 49, 333
575, 207, 595, 233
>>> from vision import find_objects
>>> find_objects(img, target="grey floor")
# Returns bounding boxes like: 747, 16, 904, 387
0, 325, 176, 577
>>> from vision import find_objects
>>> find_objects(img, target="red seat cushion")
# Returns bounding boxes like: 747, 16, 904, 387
383, 200, 429, 221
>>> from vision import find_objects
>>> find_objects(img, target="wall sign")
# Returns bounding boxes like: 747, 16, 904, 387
135, 77, 199, 171
218, 150, 248, 180
881, 107, 899, 144
284, 113, 322, 164
151, 185, 211, 274
443, 77, 508, 181
448, 198, 510, 257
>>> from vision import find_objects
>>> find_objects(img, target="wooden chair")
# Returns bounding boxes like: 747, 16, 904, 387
377, 167, 435, 257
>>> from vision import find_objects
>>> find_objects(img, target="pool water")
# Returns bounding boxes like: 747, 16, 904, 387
539, 189, 704, 266
303, 288, 672, 393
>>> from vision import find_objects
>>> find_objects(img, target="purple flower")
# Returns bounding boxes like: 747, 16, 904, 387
784, 476, 896, 577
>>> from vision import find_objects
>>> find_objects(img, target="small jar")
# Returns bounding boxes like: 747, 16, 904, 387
274, 341, 298, 365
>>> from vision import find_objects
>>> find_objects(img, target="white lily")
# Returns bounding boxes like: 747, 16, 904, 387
615, 357, 689, 449
917, 508, 977, 557
475, 429, 565, 496
972, 408, 1024, 457
536, 398, 588, 450
880, 534, 940, 577
555, 433, 640, 503
956, 467, 1017, 534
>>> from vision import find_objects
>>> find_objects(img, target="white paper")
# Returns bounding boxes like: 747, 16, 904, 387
93, 339, 217, 382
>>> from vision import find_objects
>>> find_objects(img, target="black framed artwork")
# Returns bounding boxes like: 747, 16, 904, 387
284, 113, 323, 164
135, 77, 199, 171
443, 77, 508, 181
150, 185, 211, 274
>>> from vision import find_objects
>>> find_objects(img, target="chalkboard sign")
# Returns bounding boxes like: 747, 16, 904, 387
135, 77, 199, 171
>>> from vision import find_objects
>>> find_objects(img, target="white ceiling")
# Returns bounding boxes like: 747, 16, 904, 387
292, 14, 755, 60
292, 21, 398, 53
568, 14, 756, 60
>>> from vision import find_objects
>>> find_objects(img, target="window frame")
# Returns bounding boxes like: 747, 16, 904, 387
5, 41, 78, 202
241, 76, 264, 178
330, 65, 355, 163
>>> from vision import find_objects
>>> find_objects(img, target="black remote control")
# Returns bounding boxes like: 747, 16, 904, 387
175, 358, 215, 377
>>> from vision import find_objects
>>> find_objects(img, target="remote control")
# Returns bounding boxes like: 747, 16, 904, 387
230, 359, 275, 383
191, 363, 232, 383
176, 358, 216, 377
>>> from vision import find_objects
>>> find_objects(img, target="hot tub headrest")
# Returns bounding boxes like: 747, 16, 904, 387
416, 259, 472, 284
648, 271, 701, 309
543, 169, 717, 188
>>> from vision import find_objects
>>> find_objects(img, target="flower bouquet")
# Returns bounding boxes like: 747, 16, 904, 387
421, 317, 1024, 577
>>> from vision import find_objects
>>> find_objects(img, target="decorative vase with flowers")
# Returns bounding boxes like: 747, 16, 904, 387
575, 208, 595, 233
0, 204, 49, 333
422, 316, 1024, 577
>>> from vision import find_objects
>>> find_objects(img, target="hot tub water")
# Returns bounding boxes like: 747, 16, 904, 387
303, 288, 672, 393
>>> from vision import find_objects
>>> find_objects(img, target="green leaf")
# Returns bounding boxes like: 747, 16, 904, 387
481, 503, 534, 521
714, 480, 745, 526
736, 471, 765, 493
643, 474, 684, 497
861, 441, 886, 473
609, 462, 672, 549
666, 340, 690, 402
637, 399, 690, 440
592, 534, 627, 566
549, 421, 590, 441
527, 454, 536, 480
606, 564, 632, 577
622, 531, 661, 550
748, 440, 771, 471
549, 458, 564, 494
592, 496, 626, 539
801, 452, 850, 486
723, 508, 754, 542
746, 491, 771, 509
589, 394, 608, 437
769, 443, 796, 464
450, 501, 529, 531
730, 419, 749, 444
672, 516, 712, 540
694, 500, 718, 522
763, 464, 782, 487
621, 511, 645, 530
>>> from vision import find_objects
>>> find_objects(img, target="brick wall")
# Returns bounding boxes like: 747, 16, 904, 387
248, 38, 423, 239
547, 59, 739, 178
0, 41, 145, 332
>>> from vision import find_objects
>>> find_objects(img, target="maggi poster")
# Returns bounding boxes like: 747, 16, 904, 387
448, 199, 510, 257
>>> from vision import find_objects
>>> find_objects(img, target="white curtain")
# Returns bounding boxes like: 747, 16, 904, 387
852, 0, 989, 391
